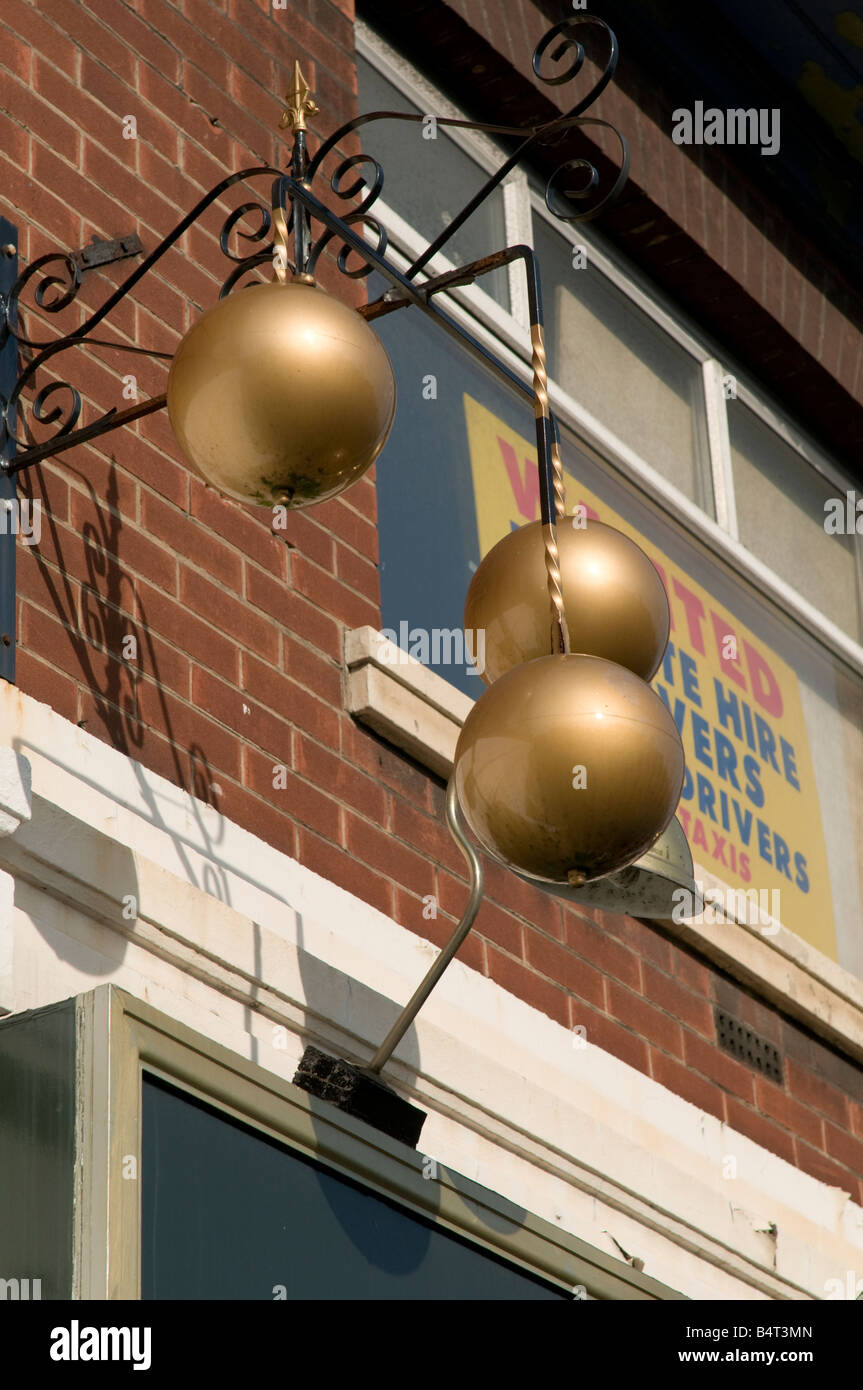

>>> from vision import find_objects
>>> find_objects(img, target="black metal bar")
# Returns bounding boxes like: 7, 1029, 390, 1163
358, 247, 525, 319
0, 221, 18, 681
357, 239, 557, 531
366, 778, 483, 1075
5, 164, 281, 355
8, 393, 167, 473
282, 177, 541, 411
290, 129, 310, 275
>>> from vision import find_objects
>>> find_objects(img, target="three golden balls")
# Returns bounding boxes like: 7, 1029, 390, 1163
167, 279, 396, 509
453, 654, 685, 884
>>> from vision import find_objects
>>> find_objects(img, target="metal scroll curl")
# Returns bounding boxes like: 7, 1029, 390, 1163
1, 253, 82, 351
0, 335, 113, 454
218, 198, 278, 296
2, 373, 85, 455
531, 14, 619, 112
543, 119, 630, 225
305, 150, 387, 279
219, 199, 273, 264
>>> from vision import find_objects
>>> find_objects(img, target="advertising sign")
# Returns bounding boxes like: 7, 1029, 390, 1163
464, 393, 837, 955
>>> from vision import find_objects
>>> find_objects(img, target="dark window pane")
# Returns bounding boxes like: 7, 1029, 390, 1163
141, 1074, 568, 1300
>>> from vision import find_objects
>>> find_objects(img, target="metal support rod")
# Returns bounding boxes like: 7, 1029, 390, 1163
291, 129, 310, 276
0, 219, 18, 681
7, 393, 167, 473
365, 778, 483, 1076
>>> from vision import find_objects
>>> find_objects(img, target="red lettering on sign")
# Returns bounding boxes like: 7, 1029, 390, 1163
651, 561, 675, 633
499, 438, 539, 521
672, 578, 707, 655
744, 641, 783, 719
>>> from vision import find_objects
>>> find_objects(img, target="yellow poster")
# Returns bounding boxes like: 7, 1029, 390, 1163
464, 393, 836, 957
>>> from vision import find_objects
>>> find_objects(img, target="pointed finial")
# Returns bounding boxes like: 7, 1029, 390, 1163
279, 61, 319, 135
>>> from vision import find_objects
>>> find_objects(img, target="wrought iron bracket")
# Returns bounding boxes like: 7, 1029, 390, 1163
0, 13, 627, 489
71, 232, 143, 274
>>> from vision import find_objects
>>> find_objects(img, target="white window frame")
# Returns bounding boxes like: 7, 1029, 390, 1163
356, 21, 863, 683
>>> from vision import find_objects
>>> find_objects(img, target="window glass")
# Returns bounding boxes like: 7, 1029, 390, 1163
355, 55, 510, 309
531, 214, 713, 514
141, 1074, 567, 1299
372, 295, 863, 980
728, 400, 862, 643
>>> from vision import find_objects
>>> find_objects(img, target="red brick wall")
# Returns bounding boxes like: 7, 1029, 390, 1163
3, 0, 863, 1205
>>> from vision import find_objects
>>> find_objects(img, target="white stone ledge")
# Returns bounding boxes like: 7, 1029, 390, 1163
0, 747, 31, 837
344, 625, 473, 777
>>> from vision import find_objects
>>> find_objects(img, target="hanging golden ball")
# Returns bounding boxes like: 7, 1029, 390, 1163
453, 654, 685, 884
465, 518, 669, 683
167, 278, 396, 509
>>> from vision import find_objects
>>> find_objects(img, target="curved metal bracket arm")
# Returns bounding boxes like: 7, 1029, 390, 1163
280, 177, 570, 652
303, 12, 627, 283
6, 393, 167, 474
1, 165, 283, 471
365, 779, 483, 1076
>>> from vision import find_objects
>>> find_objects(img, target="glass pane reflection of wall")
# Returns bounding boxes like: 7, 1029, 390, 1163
141, 1075, 567, 1300
531, 216, 713, 515
356, 55, 511, 310
728, 401, 862, 644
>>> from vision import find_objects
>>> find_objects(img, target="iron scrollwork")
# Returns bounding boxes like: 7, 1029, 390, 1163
2, 13, 628, 474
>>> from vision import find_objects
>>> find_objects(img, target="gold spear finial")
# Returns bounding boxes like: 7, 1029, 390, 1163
279, 60, 319, 135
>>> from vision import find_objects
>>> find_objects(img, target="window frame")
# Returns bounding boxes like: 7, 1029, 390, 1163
73, 985, 682, 1301
355, 21, 863, 682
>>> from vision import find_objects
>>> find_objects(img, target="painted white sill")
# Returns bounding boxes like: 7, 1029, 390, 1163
344, 625, 473, 778
343, 626, 863, 1066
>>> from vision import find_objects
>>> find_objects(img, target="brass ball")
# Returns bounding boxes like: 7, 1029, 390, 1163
454, 654, 685, 883
167, 279, 396, 509
465, 518, 669, 683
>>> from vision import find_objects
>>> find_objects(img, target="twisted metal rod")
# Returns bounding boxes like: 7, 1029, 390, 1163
365, 778, 483, 1076
551, 430, 567, 524
530, 322, 570, 656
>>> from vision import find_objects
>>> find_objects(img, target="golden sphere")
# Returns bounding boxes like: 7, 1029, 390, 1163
465, 518, 669, 683
167, 279, 396, 509
454, 654, 685, 883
